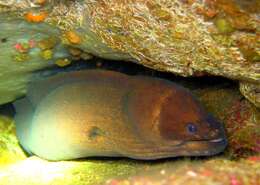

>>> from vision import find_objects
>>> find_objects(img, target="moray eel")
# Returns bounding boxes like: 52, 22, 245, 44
14, 70, 227, 161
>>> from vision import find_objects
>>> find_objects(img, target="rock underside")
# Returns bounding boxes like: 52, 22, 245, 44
0, 0, 259, 107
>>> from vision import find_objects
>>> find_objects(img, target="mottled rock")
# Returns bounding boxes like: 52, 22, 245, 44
0, 18, 70, 105
0, 0, 259, 107
105, 158, 260, 185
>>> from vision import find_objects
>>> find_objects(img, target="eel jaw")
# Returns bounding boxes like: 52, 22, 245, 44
126, 137, 228, 160
180, 137, 228, 156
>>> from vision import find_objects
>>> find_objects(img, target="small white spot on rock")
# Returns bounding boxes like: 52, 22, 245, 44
187, 170, 197, 177
160, 169, 166, 175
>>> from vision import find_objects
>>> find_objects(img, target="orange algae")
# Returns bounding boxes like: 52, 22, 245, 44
65, 31, 82, 44
38, 37, 57, 50
25, 11, 48, 23
35, 0, 47, 5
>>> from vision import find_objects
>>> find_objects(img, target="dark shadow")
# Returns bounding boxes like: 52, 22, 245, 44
0, 103, 15, 117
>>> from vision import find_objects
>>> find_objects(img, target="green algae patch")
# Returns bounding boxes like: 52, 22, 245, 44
67, 159, 140, 185
214, 18, 234, 34
0, 157, 141, 185
0, 116, 26, 166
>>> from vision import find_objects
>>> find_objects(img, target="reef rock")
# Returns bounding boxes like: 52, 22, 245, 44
0, 18, 70, 105
0, 0, 259, 107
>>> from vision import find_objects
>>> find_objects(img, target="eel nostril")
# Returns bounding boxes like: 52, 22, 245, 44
206, 115, 220, 128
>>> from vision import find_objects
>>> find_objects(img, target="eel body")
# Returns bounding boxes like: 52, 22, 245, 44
14, 70, 227, 160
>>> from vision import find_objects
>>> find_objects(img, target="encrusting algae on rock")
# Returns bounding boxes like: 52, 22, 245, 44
24, 11, 48, 23
0, 18, 72, 105
0, 0, 259, 107
0, 115, 26, 165
195, 86, 260, 158
105, 158, 260, 185
65, 31, 82, 45
83, 1, 259, 79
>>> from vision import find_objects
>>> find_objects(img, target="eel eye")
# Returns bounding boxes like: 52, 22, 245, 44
187, 123, 197, 134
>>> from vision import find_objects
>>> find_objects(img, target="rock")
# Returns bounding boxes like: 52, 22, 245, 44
105, 158, 260, 185
0, 114, 26, 165
0, 0, 259, 107
240, 82, 260, 108
0, 18, 70, 105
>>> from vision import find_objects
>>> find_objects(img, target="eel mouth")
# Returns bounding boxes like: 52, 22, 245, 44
209, 138, 225, 143
179, 137, 228, 156
128, 136, 228, 160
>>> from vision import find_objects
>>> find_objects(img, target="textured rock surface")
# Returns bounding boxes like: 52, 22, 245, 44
0, 18, 70, 105
82, 0, 260, 107
84, 1, 259, 80
0, 0, 259, 107
105, 158, 260, 185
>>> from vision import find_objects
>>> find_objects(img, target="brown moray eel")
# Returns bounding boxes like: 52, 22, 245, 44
14, 70, 227, 161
